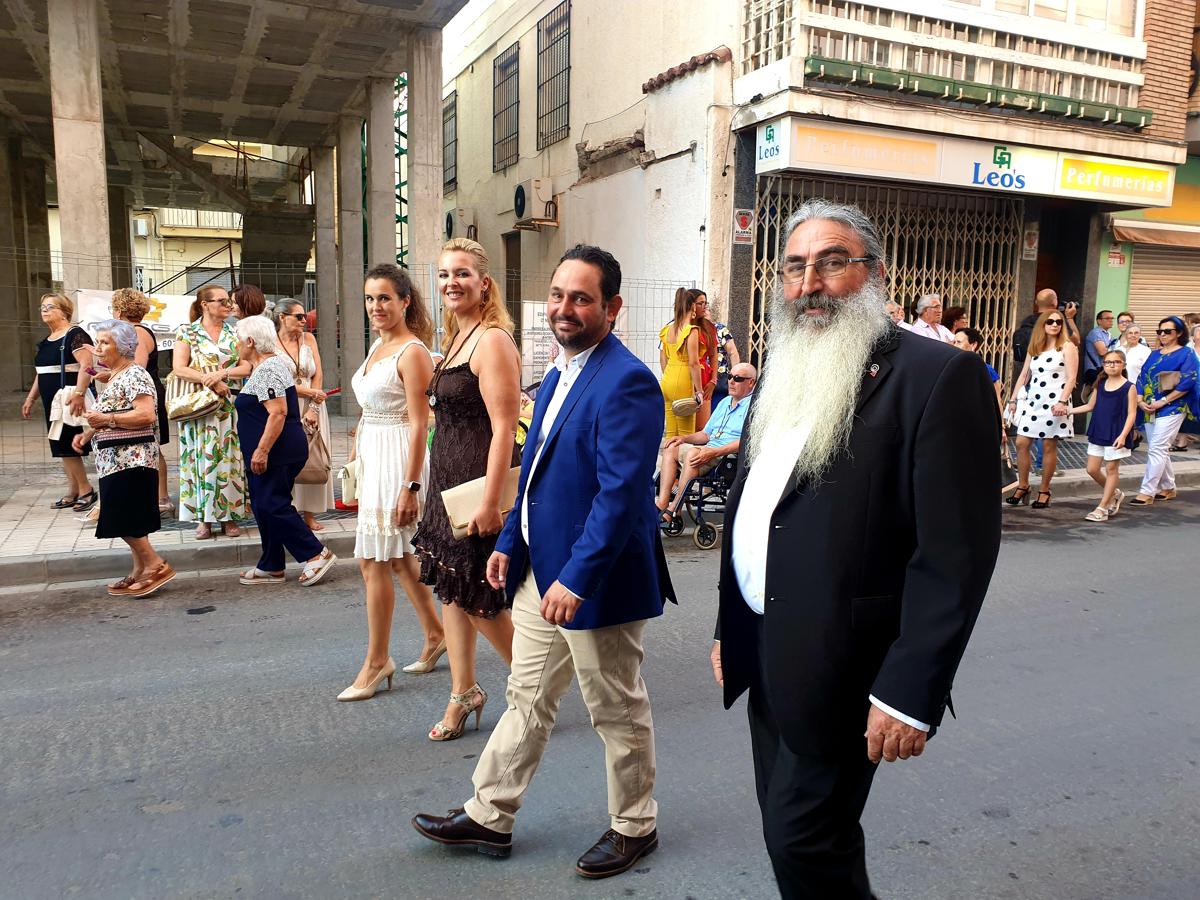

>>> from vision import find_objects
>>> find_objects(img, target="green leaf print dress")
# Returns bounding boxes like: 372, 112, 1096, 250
175, 320, 248, 523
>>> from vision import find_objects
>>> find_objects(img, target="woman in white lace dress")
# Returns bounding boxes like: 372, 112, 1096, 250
274, 300, 334, 530
337, 264, 446, 702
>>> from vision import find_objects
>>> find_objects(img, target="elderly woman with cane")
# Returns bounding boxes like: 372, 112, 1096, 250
232, 315, 337, 586
72, 320, 175, 598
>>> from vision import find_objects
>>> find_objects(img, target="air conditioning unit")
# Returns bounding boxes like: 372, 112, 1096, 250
133, 218, 150, 237
514, 178, 552, 220
444, 207, 476, 240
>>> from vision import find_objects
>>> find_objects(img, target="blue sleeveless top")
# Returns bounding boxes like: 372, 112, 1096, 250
1086, 380, 1134, 446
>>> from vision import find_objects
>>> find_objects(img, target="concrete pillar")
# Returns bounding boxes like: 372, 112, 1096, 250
109, 187, 133, 289
408, 28, 444, 287
311, 146, 339, 408
0, 139, 23, 394
22, 157, 53, 334
366, 77, 397, 269
47, 0, 112, 294
337, 116, 365, 418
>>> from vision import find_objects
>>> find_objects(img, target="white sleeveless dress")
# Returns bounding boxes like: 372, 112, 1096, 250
352, 338, 431, 561
283, 340, 335, 515
1014, 347, 1072, 440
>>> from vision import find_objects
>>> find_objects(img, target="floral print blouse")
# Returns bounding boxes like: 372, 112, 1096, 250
93, 364, 159, 478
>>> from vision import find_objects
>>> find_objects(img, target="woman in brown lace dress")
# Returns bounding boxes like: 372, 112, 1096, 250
413, 238, 521, 742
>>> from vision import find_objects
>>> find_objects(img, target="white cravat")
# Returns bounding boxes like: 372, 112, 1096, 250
520, 342, 599, 546
729, 423, 930, 732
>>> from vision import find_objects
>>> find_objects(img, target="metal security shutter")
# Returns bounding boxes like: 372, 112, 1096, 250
1127, 245, 1200, 346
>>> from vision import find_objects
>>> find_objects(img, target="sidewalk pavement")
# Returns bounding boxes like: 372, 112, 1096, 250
2, 424, 1198, 589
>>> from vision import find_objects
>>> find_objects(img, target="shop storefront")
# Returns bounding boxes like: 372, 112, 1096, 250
1103, 157, 1200, 338
748, 116, 1176, 383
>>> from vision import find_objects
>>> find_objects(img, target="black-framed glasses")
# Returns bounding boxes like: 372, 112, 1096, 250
1156, 328, 1177, 335
729, 375, 754, 383
1046, 319, 1064, 326
1102, 360, 1124, 366
780, 255, 875, 283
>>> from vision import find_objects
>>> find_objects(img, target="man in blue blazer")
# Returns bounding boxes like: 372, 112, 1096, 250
413, 245, 675, 880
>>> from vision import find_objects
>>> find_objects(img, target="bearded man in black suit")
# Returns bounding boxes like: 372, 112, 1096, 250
712, 199, 1001, 899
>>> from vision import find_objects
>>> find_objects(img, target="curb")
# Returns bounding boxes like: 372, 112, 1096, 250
1010, 459, 1200, 501
0, 532, 357, 589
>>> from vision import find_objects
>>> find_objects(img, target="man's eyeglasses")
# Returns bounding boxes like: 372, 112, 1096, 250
1156, 328, 1177, 335
729, 375, 754, 383
780, 255, 875, 283
1045, 319, 1064, 326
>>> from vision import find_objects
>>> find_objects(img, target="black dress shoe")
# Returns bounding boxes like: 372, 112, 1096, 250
575, 828, 658, 879
411, 808, 512, 858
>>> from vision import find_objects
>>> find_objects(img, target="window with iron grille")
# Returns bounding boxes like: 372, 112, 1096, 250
443, 91, 458, 189
493, 42, 520, 171
537, 0, 571, 149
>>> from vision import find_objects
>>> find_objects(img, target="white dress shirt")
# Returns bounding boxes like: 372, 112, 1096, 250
909, 319, 954, 343
519, 343, 599, 599
729, 424, 929, 731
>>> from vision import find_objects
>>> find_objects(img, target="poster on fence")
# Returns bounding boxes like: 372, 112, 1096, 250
75, 289, 194, 350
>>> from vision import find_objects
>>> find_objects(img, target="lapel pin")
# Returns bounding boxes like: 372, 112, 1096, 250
868, 363, 880, 378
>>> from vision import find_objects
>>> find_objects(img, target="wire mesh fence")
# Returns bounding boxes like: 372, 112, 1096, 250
1, 248, 689, 489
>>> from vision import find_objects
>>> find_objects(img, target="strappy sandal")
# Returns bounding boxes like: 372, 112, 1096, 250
72, 490, 98, 512
1031, 490, 1052, 509
51, 494, 79, 509
126, 562, 176, 598
299, 548, 337, 586
107, 575, 138, 596
239, 568, 285, 586
429, 684, 487, 742
1084, 507, 1109, 522
1005, 485, 1031, 506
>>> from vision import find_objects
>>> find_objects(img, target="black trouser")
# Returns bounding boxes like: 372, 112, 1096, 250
248, 460, 324, 573
748, 618, 879, 900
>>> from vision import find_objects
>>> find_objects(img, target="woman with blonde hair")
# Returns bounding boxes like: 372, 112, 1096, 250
339, 264, 443, 701
1006, 310, 1079, 509
111, 287, 172, 514
21, 292, 97, 511
173, 285, 250, 539
659, 287, 703, 438
412, 237, 521, 740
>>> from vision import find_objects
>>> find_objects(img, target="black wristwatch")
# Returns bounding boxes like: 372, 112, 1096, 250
402, 481, 421, 492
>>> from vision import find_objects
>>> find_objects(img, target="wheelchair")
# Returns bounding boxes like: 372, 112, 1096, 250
658, 454, 738, 549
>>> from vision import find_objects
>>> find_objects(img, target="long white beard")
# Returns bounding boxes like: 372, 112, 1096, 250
747, 277, 892, 482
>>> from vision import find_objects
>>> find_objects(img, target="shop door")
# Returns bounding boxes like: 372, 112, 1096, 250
1127, 244, 1200, 347
749, 174, 1023, 384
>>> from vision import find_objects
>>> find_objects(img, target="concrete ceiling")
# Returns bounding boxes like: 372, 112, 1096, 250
0, 0, 463, 209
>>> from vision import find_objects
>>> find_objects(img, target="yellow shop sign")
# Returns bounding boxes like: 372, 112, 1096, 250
1058, 156, 1173, 204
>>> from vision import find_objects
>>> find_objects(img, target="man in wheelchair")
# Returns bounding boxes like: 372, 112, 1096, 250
657, 362, 756, 520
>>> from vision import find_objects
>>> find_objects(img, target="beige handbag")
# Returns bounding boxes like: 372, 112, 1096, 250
296, 420, 331, 485
165, 369, 222, 421
671, 396, 700, 418
337, 426, 361, 502
441, 466, 522, 540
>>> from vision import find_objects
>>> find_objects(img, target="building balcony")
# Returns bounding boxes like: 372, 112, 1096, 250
155, 208, 244, 237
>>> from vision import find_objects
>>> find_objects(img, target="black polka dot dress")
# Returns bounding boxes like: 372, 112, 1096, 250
1015, 348, 1072, 440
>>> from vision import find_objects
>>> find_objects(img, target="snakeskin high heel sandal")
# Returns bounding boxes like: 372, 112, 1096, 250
429, 683, 487, 742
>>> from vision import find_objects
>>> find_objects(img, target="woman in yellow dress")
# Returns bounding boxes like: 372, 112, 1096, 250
659, 287, 704, 438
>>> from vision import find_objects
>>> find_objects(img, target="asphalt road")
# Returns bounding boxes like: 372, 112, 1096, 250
1, 491, 1198, 900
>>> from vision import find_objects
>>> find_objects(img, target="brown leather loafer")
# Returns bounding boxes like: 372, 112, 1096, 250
411, 808, 512, 858
575, 828, 658, 879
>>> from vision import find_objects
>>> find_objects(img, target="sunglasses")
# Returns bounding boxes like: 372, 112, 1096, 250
729, 375, 754, 383
287, 313, 307, 321
1046, 319, 1064, 326
206, 298, 235, 307
1156, 328, 1177, 335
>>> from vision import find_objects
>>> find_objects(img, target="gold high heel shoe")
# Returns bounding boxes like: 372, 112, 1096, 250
337, 658, 397, 702
429, 684, 487, 741
402, 638, 448, 674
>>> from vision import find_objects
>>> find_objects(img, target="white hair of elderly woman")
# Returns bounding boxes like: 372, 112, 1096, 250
235, 315, 280, 355
94, 319, 139, 359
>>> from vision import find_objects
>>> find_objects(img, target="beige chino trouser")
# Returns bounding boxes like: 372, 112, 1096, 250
464, 568, 658, 837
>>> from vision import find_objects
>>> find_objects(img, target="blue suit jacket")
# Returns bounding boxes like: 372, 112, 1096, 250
495, 332, 676, 630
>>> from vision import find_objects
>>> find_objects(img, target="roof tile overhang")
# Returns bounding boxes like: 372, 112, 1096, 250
642, 46, 732, 95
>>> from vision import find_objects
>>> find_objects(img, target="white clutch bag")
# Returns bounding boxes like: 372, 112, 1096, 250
440, 466, 521, 540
